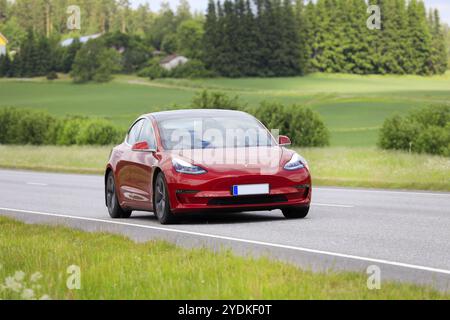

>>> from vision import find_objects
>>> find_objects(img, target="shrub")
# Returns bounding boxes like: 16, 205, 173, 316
170, 60, 215, 78
138, 64, 168, 80
0, 107, 22, 144
0, 108, 57, 145
46, 71, 58, 80
190, 90, 245, 111
415, 126, 449, 157
13, 111, 56, 145
56, 117, 87, 146
71, 40, 121, 83
378, 105, 450, 156
138, 59, 214, 79
0, 107, 123, 146
75, 119, 123, 146
378, 116, 420, 151
252, 102, 330, 147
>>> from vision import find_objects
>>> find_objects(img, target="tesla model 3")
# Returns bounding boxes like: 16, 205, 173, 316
105, 109, 311, 224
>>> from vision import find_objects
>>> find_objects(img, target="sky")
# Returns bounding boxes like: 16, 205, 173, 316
131, 0, 450, 25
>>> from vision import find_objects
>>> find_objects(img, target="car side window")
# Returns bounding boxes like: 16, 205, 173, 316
127, 120, 144, 146
139, 119, 157, 150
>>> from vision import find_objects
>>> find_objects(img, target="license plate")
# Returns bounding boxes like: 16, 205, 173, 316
232, 184, 270, 196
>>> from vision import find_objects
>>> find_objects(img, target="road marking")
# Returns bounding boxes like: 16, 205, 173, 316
316, 187, 450, 197
313, 203, 354, 208
1, 207, 450, 276
26, 182, 48, 186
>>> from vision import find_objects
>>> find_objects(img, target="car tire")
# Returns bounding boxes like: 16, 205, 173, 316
282, 206, 310, 219
154, 172, 177, 225
106, 172, 132, 219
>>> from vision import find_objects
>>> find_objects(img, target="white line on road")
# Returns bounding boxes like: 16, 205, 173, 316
26, 182, 48, 186
313, 203, 354, 208
316, 187, 450, 197
1, 207, 450, 276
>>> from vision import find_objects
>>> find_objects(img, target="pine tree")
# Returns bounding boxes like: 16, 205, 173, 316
220, 0, 240, 77
242, 0, 259, 76
429, 9, 448, 74
406, 0, 432, 75
278, 0, 301, 76
309, 0, 333, 72
302, 1, 316, 73
294, 0, 309, 75
344, 0, 374, 74
0, 54, 7, 77
203, 0, 218, 71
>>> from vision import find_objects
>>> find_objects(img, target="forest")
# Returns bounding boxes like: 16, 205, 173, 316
0, 0, 448, 79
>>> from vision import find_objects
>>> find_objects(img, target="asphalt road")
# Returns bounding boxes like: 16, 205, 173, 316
0, 169, 449, 291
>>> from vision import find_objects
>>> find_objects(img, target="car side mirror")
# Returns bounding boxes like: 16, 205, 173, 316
278, 135, 292, 146
132, 141, 155, 152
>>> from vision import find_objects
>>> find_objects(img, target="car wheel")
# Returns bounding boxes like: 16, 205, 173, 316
154, 172, 176, 225
106, 172, 132, 219
282, 206, 310, 219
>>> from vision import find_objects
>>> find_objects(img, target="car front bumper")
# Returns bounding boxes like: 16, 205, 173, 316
165, 169, 312, 214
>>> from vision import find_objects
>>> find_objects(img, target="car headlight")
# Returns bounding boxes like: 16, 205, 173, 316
172, 158, 207, 175
284, 153, 308, 171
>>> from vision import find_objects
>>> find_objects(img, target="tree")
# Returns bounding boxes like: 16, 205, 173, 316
429, 9, 448, 74
406, 0, 432, 75
176, 19, 204, 59
0, 54, 12, 77
71, 39, 120, 83
203, 0, 219, 70
61, 38, 82, 73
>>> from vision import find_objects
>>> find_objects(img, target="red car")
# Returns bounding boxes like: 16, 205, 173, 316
105, 110, 312, 224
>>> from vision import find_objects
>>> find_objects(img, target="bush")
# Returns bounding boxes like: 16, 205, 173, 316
75, 119, 123, 146
190, 90, 246, 111
57, 117, 86, 146
71, 40, 121, 83
0, 108, 57, 145
0, 107, 22, 143
169, 60, 215, 78
46, 71, 58, 80
137, 64, 168, 80
252, 102, 330, 147
138, 59, 214, 79
379, 105, 450, 156
0, 107, 123, 146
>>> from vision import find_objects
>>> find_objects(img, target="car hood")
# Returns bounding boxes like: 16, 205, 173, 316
167, 146, 290, 175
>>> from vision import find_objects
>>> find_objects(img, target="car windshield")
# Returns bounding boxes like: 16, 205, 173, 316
158, 115, 275, 150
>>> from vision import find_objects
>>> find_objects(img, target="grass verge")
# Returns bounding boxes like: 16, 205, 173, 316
0, 217, 448, 300
0, 145, 448, 192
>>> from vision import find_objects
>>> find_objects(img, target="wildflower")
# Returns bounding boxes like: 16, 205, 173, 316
5, 276, 22, 293
14, 271, 26, 282
30, 272, 43, 283
21, 289, 35, 300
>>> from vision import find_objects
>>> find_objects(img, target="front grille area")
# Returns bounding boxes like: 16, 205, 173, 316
208, 195, 288, 206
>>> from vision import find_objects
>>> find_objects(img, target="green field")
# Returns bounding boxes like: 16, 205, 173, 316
1, 145, 448, 191
1, 73, 450, 147
0, 217, 447, 300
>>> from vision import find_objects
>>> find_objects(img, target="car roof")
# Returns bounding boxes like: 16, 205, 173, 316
147, 109, 252, 122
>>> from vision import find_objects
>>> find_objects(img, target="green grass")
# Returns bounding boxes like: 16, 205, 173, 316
1, 73, 450, 146
1, 145, 448, 191
0, 217, 447, 300
0, 145, 109, 174
298, 147, 450, 191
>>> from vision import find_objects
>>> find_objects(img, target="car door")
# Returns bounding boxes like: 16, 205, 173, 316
128, 118, 158, 210
116, 119, 146, 208
118, 118, 158, 211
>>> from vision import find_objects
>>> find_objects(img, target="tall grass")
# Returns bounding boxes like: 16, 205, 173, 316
0, 145, 448, 191
0, 217, 447, 300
